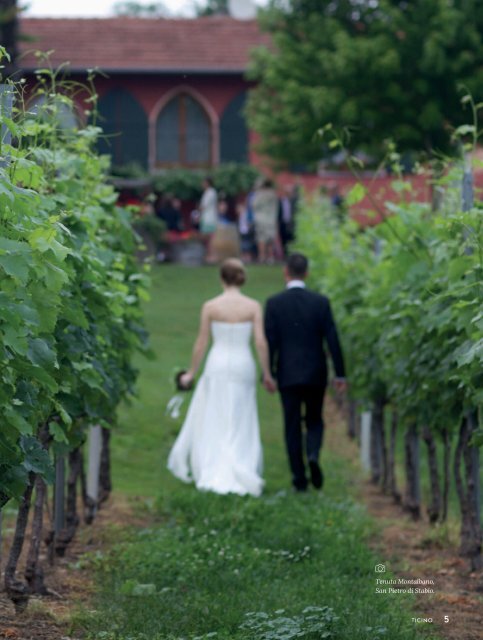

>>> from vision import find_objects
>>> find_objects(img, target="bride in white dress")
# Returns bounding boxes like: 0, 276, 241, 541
167, 258, 276, 497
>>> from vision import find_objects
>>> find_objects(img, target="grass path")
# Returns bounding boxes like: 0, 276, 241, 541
79, 265, 437, 640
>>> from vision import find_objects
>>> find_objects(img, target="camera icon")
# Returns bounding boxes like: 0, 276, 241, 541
375, 564, 386, 573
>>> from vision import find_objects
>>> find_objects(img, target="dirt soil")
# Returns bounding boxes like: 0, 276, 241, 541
1, 401, 482, 640
326, 398, 483, 640
0, 495, 150, 640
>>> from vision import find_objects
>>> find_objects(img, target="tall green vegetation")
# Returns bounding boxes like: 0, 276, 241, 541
295, 159, 482, 569
0, 53, 149, 609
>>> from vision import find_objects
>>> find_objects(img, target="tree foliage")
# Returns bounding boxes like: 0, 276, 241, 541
112, 1, 169, 17
193, 0, 228, 16
247, 0, 483, 166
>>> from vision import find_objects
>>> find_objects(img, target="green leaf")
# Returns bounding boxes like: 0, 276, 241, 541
49, 421, 69, 444
27, 338, 58, 370
20, 436, 54, 483
4, 406, 33, 435
61, 299, 89, 329
456, 339, 483, 367
0, 238, 33, 284
345, 183, 367, 206
0, 431, 20, 461
16, 361, 58, 393
28, 228, 71, 261
2, 325, 29, 356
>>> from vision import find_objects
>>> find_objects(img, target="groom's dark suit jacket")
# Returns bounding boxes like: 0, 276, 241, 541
265, 287, 345, 389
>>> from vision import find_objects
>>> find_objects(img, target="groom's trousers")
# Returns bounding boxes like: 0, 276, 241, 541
280, 384, 326, 490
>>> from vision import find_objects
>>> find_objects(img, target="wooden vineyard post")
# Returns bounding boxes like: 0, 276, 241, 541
99, 426, 112, 504
387, 410, 401, 503
360, 411, 372, 473
86, 425, 102, 523
55, 448, 82, 557
4, 474, 35, 613
422, 425, 442, 523
371, 399, 386, 487
54, 455, 65, 537
404, 423, 421, 520
455, 412, 482, 571
347, 399, 358, 439
48, 455, 66, 560
468, 412, 481, 537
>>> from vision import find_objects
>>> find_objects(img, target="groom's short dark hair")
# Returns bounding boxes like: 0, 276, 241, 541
287, 253, 308, 278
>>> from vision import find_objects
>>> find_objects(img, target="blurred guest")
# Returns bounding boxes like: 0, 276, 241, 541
200, 177, 218, 262
278, 185, 295, 257
253, 178, 278, 264
238, 195, 256, 263
211, 195, 240, 261
200, 177, 218, 234
288, 182, 301, 241
156, 194, 183, 232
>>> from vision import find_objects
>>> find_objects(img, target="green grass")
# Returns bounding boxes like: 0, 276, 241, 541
78, 265, 438, 640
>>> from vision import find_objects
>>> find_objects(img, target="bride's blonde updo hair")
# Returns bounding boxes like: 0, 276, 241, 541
220, 258, 246, 287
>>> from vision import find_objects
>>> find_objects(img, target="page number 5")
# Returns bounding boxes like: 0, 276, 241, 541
444, 615, 449, 624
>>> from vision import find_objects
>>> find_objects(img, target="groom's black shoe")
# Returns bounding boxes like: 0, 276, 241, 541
293, 477, 308, 492
309, 460, 324, 490
294, 485, 308, 493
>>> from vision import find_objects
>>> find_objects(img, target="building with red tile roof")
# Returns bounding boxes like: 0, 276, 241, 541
19, 17, 269, 171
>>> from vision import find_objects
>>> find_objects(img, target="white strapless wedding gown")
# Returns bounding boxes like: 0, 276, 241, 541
167, 321, 264, 497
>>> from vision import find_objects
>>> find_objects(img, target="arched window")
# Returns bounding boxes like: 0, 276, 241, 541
220, 92, 248, 163
155, 93, 212, 167
97, 88, 148, 169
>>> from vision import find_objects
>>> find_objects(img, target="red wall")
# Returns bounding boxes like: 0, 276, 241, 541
93, 73, 249, 120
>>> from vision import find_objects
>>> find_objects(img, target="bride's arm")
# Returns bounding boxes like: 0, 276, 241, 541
184, 304, 211, 382
253, 303, 277, 393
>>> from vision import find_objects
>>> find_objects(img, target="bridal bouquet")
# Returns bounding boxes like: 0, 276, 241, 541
166, 368, 194, 420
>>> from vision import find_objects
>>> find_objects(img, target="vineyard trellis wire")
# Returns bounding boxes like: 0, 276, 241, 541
0, 49, 150, 611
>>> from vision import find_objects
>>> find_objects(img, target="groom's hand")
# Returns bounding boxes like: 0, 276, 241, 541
263, 373, 277, 394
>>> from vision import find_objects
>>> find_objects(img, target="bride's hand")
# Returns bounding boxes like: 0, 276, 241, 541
263, 372, 277, 394
180, 371, 194, 388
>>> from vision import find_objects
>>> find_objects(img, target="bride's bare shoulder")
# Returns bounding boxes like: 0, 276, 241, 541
201, 295, 225, 315
242, 294, 262, 310
204, 294, 224, 308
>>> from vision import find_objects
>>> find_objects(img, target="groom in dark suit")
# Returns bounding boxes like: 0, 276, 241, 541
264, 253, 346, 491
